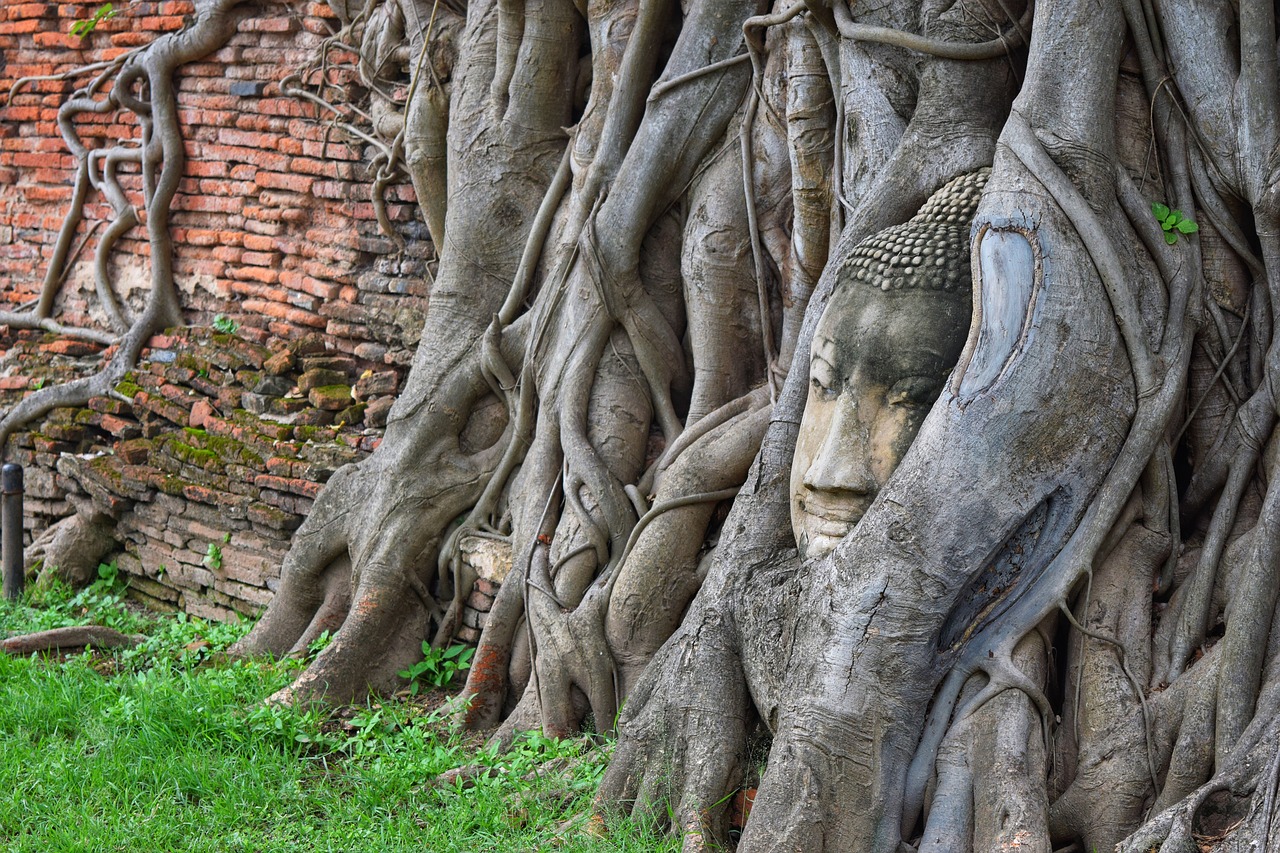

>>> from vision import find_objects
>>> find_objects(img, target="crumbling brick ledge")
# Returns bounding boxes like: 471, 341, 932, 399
2, 325, 499, 636
2, 325, 390, 620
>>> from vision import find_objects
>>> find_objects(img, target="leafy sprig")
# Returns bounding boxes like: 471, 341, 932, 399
398, 641, 474, 694
1152, 202, 1199, 245
70, 4, 115, 38
212, 314, 239, 334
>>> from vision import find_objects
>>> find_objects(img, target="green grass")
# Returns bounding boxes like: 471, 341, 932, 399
0, 567, 678, 852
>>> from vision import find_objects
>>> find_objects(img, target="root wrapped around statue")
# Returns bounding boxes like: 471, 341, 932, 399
18, 0, 1280, 847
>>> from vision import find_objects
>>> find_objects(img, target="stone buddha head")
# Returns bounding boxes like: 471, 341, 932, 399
790, 170, 988, 559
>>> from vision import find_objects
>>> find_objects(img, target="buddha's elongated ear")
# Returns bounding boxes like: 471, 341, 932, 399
951, 221, 1042, 400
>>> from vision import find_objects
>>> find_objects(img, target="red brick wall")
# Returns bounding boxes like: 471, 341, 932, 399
0, 1, 453, 621
0, 0, 430, 365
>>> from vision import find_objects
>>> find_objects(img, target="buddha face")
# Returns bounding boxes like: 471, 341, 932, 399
790, 286, 970, 559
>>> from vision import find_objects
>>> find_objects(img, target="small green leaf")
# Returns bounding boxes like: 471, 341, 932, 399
69, 4, 114, 38
1164, 232, 1179, 245
1175, 218, 1199, 234
212, 314, 239, 334
1152, 202, 1170, 221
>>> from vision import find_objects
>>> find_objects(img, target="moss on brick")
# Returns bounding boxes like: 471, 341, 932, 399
309, 384, 352, 410
201, 432, 265, 469
334, 402, 366, 426
154, 474, 187, 496
86, 455, 126, 487
247, 501, 301, 531
175, 353, 214, 375
167, 440, 220, 471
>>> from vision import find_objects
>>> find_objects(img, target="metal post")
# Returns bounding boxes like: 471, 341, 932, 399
2, 463, 23, 600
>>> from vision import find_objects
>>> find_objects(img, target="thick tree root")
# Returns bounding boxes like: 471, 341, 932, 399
2, 626, 142, 655
27, 510, 119, 589
236, 0, 583, 705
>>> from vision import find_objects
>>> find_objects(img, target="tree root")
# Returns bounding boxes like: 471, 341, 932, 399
2, 626, 142, 655
26, 510, 119, 589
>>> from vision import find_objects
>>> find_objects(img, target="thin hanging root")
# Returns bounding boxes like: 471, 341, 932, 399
1163, 444, 1256, 683
499, 148, 573, 326
279, 76, 394, 158
647, 53, 751, 102
832, 0, 1033, 60
5, 53, 138, 102
1201, 301, 1247, 408
739, 5, 806, 400
1058, 601, 1159, 792
1172, 297, 1250, 447
600, 488, 740, 595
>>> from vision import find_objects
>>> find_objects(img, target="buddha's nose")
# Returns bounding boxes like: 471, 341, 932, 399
802, 393, 877, 495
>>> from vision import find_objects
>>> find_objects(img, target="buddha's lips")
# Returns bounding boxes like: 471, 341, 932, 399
799, 489, 875, 530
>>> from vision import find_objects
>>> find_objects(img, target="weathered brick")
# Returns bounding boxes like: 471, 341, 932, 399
255, 170, 313, 193
184, 598, 240, 622
247, 501, 302, 531
466, 587, 495, 612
